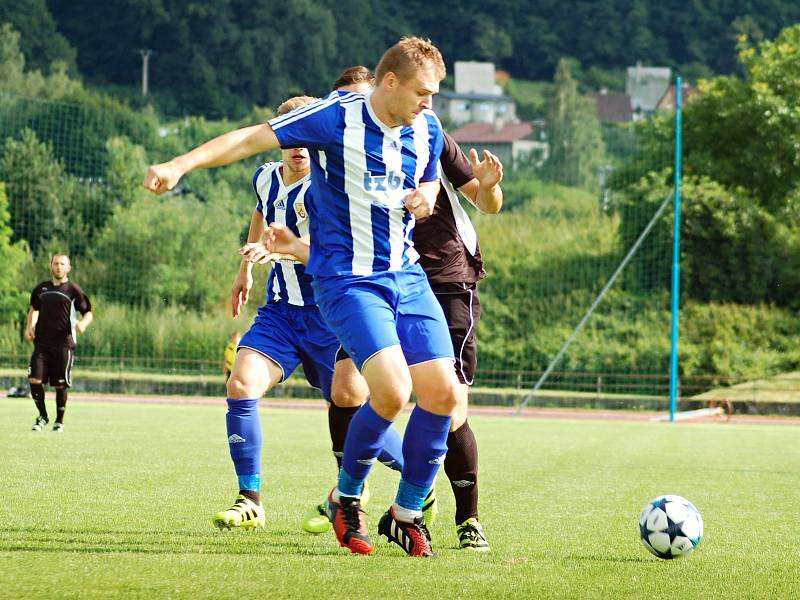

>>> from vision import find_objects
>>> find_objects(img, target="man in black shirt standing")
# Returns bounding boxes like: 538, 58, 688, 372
25, 254, 93, 432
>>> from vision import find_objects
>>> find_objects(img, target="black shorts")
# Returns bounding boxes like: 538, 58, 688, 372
28, 345, 74, 387
431, 282, 480, 385
334, 281, 481, 385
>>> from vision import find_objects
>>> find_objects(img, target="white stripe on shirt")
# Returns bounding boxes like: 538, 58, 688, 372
343, 101, 374, 275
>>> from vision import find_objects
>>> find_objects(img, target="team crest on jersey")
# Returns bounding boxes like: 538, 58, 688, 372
295, 201, 307, 220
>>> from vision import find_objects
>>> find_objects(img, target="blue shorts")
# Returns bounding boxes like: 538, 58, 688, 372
312, 264, 454, 371
238, 302, 338, 401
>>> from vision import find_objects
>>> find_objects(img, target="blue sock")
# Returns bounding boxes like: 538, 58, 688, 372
339, 401, 392, 496
396, 480, 430, 513
396, 405, 451, 510
378, 425, 404, 472
226, 398, 262, 491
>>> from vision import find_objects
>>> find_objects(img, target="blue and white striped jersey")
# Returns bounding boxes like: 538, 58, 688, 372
253, 161, 315, 306
268, 91, 445, 277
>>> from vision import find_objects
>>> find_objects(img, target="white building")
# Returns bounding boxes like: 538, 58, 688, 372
434, 61, 517, 127
626, 63, 672, 118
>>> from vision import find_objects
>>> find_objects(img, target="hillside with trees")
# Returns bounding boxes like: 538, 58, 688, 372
0, 13, 799, 393
0, 1, 795, 117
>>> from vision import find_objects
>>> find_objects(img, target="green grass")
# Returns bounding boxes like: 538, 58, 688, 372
695, 371, 800, 404
1, 400, 798, 599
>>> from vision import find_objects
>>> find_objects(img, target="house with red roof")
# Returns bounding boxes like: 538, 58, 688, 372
449, 120, 548, 168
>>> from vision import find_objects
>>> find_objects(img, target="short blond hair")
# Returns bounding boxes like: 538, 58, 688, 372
276, 95, 317, 116
375, 37, 445, 83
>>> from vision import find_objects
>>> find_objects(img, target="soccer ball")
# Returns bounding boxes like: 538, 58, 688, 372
639, 495, 703, 559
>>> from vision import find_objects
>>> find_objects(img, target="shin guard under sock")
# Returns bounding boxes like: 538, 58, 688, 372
30, 383, 47, 420
444, 420, 479, 523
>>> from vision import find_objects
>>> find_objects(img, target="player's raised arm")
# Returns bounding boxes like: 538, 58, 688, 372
460, 149, 504, 214
143, 123, 281, 195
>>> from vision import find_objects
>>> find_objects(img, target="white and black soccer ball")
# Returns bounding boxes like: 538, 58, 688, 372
639, 494, 703, 559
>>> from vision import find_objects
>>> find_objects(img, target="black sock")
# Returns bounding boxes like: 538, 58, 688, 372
55, 387, 68, 424
240, 489, 261, 504
30, 383, 47, 420
328, 404, 359, 470
444, 420, 479, 524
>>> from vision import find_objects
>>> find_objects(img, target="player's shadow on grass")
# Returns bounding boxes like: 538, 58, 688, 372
1, 526, 342, 556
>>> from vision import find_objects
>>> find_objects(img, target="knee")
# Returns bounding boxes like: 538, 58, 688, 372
226, 374, 258, 399
29, 381, 44, 399
450, 387, 469, 430
369, 380, 412, 419
29, 378, 42, 385
331, 377, 368, 408
423, 376, 461, 416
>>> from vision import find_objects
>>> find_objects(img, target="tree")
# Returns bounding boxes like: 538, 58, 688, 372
0, 182, 30, 324
682, 25, 800, 212
620, 172, 797, 304
542, 58, 606, 190
0, 1, 76, 74
0, 129, 66, 255
86, 196, 243, 311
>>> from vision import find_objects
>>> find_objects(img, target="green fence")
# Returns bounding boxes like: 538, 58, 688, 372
2, 88, 798, 411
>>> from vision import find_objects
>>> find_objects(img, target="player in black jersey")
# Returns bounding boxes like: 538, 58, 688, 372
25, 254, 93, 432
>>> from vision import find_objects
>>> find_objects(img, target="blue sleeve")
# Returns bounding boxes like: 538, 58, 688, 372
268, 93, 341, 151
420, 113, 444, 183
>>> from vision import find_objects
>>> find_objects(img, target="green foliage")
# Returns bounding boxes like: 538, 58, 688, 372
503, 78, 550, 120
76, 302, 244, 372
617, 24, 800, 309
681, 25, 800, 211
38, 0, 800, 118
0, 129, 67, 255
0, 5, 76, 74
619, 172, 800, 306
680, 301, 800, 382
0, 24, 159, 180
85, 196, 243, 312
0, 24, 81, 100
541, 59, 606, 190
0, 182, 29, 324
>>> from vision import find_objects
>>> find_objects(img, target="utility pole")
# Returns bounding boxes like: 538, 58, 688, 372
139, 49, 152, 96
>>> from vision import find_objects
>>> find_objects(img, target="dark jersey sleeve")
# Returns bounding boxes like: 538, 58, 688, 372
71, 283, 92, 315
440, 131, 474, 190
30, 282, 44, 310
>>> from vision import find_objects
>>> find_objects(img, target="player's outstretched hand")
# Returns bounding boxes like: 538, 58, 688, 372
143, 160, 185, 195
470, 148, 504, 190
24, 328, 34, 342
230, 268, 253, 318
404, 188, 435, 219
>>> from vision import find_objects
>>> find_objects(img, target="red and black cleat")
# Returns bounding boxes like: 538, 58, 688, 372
326, 490, 374, 555
377, 507, 434, 557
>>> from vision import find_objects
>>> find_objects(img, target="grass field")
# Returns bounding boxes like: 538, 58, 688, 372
696, 371, 800, 404
1, 399, 799, 599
